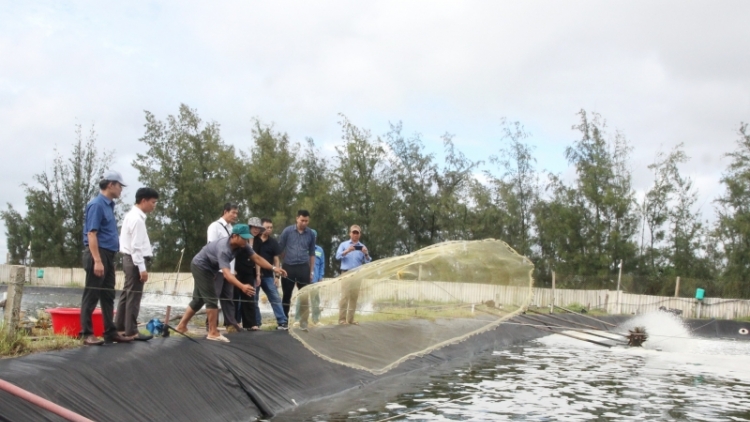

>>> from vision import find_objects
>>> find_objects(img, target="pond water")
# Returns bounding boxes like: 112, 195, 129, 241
3, 286, 287, 327
2, 287, 191, 323
293, 313, 750, 421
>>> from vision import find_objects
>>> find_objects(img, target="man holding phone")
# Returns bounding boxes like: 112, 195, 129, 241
335, 224, 372, 325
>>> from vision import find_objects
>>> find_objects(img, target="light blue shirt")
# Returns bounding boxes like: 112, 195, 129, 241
313, 245, 325, 283
335, 240, 372, 271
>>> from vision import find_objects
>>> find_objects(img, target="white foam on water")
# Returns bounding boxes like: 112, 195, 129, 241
489, 313, 750, 420
617, 310, 693, 353
539, 311, 750, 378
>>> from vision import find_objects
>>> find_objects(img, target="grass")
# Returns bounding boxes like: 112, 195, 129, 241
0, 327, 29, 357
0, 326, 81, 358
558, 302, 609, 317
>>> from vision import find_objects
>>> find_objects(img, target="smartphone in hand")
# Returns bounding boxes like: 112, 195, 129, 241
354, 245, 363, 251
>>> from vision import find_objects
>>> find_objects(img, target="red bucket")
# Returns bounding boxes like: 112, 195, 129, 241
47, 308, 106, 338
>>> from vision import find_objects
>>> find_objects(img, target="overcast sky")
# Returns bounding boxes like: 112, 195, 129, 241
1, 1, 749, 263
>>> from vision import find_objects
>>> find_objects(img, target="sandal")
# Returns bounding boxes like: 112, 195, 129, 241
250, 326, 259, 331
206, 334, 230, 343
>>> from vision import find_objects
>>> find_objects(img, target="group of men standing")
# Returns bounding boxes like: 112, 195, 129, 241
79, 170, 159, 345
79, 170, 372, 345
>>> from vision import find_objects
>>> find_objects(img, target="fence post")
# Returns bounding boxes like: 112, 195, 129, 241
3, 265, 25, 332
674, 277, 680, 297
616, 259, 623, 314
604, 293, 609, 313
551, 271, 556, 313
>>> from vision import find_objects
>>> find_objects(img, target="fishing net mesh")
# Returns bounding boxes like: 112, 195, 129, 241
289, 239, 534, 374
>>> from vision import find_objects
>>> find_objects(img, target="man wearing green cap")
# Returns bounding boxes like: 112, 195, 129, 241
175, 224, 287, 342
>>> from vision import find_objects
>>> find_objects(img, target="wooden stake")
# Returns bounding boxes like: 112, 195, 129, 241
163, 305, 171, 337
3, 266, 24, 332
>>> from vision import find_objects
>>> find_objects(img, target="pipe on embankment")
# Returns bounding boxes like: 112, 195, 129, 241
0, 378, 94, 422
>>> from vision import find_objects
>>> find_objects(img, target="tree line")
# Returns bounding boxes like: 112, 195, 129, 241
3, 104, 750, 298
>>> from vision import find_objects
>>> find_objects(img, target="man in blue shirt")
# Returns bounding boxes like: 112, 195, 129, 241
80, 170, 132, 345
278, 209, 316, 330
294, 229, 324, 327
335, 224, 372, 325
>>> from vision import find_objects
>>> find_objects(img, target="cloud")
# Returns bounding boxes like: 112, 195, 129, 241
1, 1, 749, 262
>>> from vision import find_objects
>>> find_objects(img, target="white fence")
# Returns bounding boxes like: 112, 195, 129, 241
2, 264, 749, 319
0, 264, 194, 295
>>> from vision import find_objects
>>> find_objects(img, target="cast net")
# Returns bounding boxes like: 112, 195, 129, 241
289, 239, 534, 374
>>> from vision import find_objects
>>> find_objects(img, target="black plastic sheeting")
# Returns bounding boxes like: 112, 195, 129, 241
0, 314, 744, 421
685, 318, 750, 340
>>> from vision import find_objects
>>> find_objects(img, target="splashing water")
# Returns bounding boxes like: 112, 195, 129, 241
618, 310, 693, 352
613, 311, 750, 358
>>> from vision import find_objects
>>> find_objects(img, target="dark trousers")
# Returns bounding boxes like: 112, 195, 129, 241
237, 277, 258, 328
233, 286, 243, 324
188, 263, 219, 310
80, 248, 117, 339
213, 273, 240, 329
281, 263, 310, 323
115, 254, 145, 336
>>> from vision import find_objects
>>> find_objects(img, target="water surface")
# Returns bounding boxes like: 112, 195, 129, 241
295, 313, 750, 421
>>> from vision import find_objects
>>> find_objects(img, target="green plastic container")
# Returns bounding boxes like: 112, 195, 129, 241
695, 288, 705, 300
36, 269, 44, 279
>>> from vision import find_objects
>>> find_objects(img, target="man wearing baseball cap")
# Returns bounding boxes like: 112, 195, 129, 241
175, 224, 287, 343
80, 170, 132, 345
335, 224, 372, 325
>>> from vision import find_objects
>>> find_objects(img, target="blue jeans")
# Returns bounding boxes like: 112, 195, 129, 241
256, 276, 287, 326
295, 285, 320, 323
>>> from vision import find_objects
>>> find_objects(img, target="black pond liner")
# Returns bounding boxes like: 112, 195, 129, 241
0, 314, 746, 422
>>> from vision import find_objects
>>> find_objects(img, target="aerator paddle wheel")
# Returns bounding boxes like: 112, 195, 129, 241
627, 326, 647, 347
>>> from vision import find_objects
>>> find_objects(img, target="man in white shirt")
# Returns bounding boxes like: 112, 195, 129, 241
116, 187, 159, 341
207, 203, 238, 243
207, 202, 242, 331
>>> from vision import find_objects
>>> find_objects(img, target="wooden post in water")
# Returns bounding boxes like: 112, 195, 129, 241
3, 266, 25, 333
674, 277, 680, 297
163, 305, 172, 337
